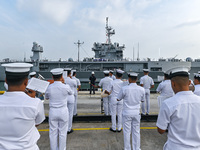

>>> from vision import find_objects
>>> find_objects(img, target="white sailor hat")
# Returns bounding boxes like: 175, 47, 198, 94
109, 70, 114, 73
194, 73, 200, 78
103, 70, 110, 74
166, 67, 190, 79
64, 68, 72, 71
50, 68, 64, 75
72, 70, 76, 72
2, 63, 33, 74
128, 72, 138, 77
198, 71, 200, 74
116, 69, 124, 74
29, 71, 36, 76
91, 71, 95, 74
143, 69, 149, 72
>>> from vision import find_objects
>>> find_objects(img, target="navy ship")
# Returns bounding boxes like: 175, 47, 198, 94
0, 18, 197, 91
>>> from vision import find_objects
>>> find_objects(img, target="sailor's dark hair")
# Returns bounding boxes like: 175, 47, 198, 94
67, 70, 71, 76
128, 74, 137, 81
6, 71, 29, 86
116, 72, 122, 78
104, 73, 109, 76
164, 73, 169, 79
194, 75, 200, 82
30, 75, 36, 78
73, 72, 76, 76
52, 74, 62, 80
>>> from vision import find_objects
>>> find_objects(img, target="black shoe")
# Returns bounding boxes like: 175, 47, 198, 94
109, 127, 116, 132
141, 113, 145, 116
117, 129, 122, 132
73, 114, 78, 116
146, 113, 149, 115
67, 129, 74, 134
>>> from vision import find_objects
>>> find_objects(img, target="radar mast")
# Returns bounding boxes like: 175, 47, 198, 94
106, 17, 115, 44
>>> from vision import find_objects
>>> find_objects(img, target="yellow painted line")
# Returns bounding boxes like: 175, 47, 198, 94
45, 113, 158, 116
38, 129, 49, 131
73, 128, 109, 131
0, 91, 5, 94
38, 127, 157, 132
141, 127, 157, 129
77, 113, 103, 115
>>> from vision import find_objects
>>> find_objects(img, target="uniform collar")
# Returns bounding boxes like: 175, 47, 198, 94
129, 83, 137, 86
54, 81, 62, 83
176, 91, 193, 96
3, 91, 26, 96
115, 78, 121, 81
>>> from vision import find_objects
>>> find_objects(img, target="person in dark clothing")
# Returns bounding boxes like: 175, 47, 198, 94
89, 72, 96, 94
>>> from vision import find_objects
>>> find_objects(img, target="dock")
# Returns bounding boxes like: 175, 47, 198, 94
38, 91, 167, 150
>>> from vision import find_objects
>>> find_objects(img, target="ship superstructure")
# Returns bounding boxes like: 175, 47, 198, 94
92, 17, 125, 61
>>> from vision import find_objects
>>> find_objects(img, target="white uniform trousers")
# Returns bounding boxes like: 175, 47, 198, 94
111, 102, 123, 131
49, 107, 69, 150
73, 93, 77, 115
123, 115, 141, 150
103, 96, 109, 115
142, 89, 150, 114
67, 102, 74, 131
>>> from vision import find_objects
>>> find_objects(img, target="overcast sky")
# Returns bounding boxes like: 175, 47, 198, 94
0, 0, 200, 61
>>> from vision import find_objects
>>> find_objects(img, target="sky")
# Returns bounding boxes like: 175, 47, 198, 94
0, 0, 200, 61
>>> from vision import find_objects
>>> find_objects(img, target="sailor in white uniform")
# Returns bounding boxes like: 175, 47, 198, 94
45, 68, 73, 150
193, 73, 200, 96
109, 70, 116, 80
0, 63, 45, 150
72, 70, 81, 116
4, 82, 8, 91
63, 68, 76, 134
96, 70, 113, 115
156, 73, 174, 107
140, 69, 154, 115
106, 69, 124, 132
157, 66, 200, 150
28, 71, 36, 83
117, 72, 145, 150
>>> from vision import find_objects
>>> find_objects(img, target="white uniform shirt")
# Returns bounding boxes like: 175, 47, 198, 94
72, 76, 81, 95
156, 80, 174, 97
4, 82, 8, 90
64, 77, 76, 94
98, 76, 113, 91
0, 92, 45, 150
45, 81, 73, 108
117, 83, 145, 115
194, 84, 200, 96
64, 77, 76, 103
156, 91, 200, 149
140, 75, 154, 89
107, 79, 123, 104
110, 75, 116, 80
72, 76, 81, 86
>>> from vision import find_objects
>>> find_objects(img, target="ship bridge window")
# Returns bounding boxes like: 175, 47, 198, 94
151, 67, 162, 71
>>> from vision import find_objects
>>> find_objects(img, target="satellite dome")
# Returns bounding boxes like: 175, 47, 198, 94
186, 57, 192, 62
68, 58, 73, 62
